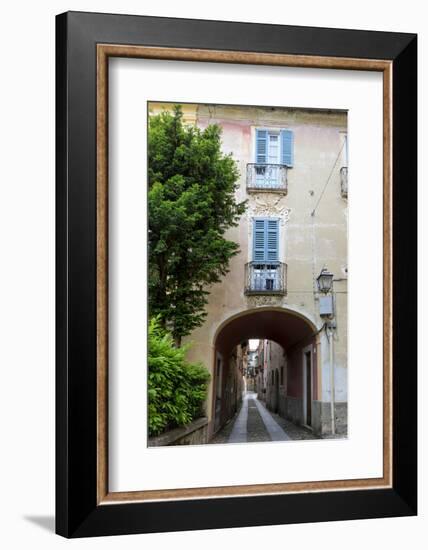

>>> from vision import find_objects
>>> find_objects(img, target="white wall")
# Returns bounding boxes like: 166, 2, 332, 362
0, 0, 425, 548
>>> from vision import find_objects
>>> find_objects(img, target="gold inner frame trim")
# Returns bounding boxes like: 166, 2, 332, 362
96, 44, 393, 505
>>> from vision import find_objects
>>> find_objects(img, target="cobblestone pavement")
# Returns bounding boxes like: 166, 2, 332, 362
266, 407, 320, 441
246, 397, 271, 442
210, 391, 318, 444
209, 406, 242, 444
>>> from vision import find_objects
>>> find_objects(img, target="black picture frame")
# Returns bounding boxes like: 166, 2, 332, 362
56, 11, 417, 538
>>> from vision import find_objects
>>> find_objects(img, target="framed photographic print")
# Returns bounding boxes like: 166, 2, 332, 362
56, 11, 417, 538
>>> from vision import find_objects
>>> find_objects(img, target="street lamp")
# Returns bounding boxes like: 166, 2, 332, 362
316, 267, 334, 294
316, 267, 336, 436
317, 268, 334, 318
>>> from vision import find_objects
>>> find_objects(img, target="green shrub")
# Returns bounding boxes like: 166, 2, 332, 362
148, 317, 210, 436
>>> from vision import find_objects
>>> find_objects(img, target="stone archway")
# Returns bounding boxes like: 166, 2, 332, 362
211, 306, 321, 437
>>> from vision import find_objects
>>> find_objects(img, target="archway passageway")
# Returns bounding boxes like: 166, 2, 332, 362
214, 308, 316, 355
210, 308, 322, 443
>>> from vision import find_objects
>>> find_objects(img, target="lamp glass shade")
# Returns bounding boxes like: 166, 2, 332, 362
317, 269, 334, 293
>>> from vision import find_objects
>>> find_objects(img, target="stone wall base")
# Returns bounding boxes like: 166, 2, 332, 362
148, 417, 209, 446
312, 401, 348, 436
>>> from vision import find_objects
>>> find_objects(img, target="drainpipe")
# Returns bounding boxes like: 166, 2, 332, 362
328, 326, 336, 435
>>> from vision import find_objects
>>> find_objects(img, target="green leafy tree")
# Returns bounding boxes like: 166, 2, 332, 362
148, 105, 246, 344
148, 317, 210, 436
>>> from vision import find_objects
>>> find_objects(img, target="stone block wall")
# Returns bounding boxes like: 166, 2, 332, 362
335, 402, 348, 435
148, 417, 209, 446
312, 401, 348, 436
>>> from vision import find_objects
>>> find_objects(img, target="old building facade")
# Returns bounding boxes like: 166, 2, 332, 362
151, 102, 348, 439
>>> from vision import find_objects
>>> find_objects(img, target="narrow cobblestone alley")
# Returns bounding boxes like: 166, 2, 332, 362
210, 391, 319, 444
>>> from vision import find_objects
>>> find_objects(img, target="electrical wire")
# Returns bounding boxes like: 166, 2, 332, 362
311, 140, 346, 216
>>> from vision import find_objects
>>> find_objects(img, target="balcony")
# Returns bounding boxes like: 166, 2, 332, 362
244, 262, 287, 295
340, 166, 348, 198
246, 163, 288, 192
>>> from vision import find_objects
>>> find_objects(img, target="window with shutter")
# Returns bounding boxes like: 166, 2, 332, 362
250, 129, 293, 190
247, 219, 285, 294
255, 129, 293, 167
252, 218, 279, 262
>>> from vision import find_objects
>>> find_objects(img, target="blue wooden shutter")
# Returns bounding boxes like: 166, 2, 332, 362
253, 219, 266, 262
256, 129, 267, 163
281, 129, 294, 166
253, 219, 279, 262
266, 219, 279, 261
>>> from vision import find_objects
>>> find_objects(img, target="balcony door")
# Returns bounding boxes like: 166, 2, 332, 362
267, 132, 280, 164
252, 218, 279, 291
255, 131, 280, 187
255, 128, 294, 188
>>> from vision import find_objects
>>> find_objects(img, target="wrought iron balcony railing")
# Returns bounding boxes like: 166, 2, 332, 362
244, 262, 287, 295
340, 166, 348, 198
246, 163, 288, 192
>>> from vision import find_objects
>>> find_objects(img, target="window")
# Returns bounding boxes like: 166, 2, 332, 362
256, 129, 294, 167
253, 218, 279, 262
251, 218, 280, 291
250, 129, 294, 189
